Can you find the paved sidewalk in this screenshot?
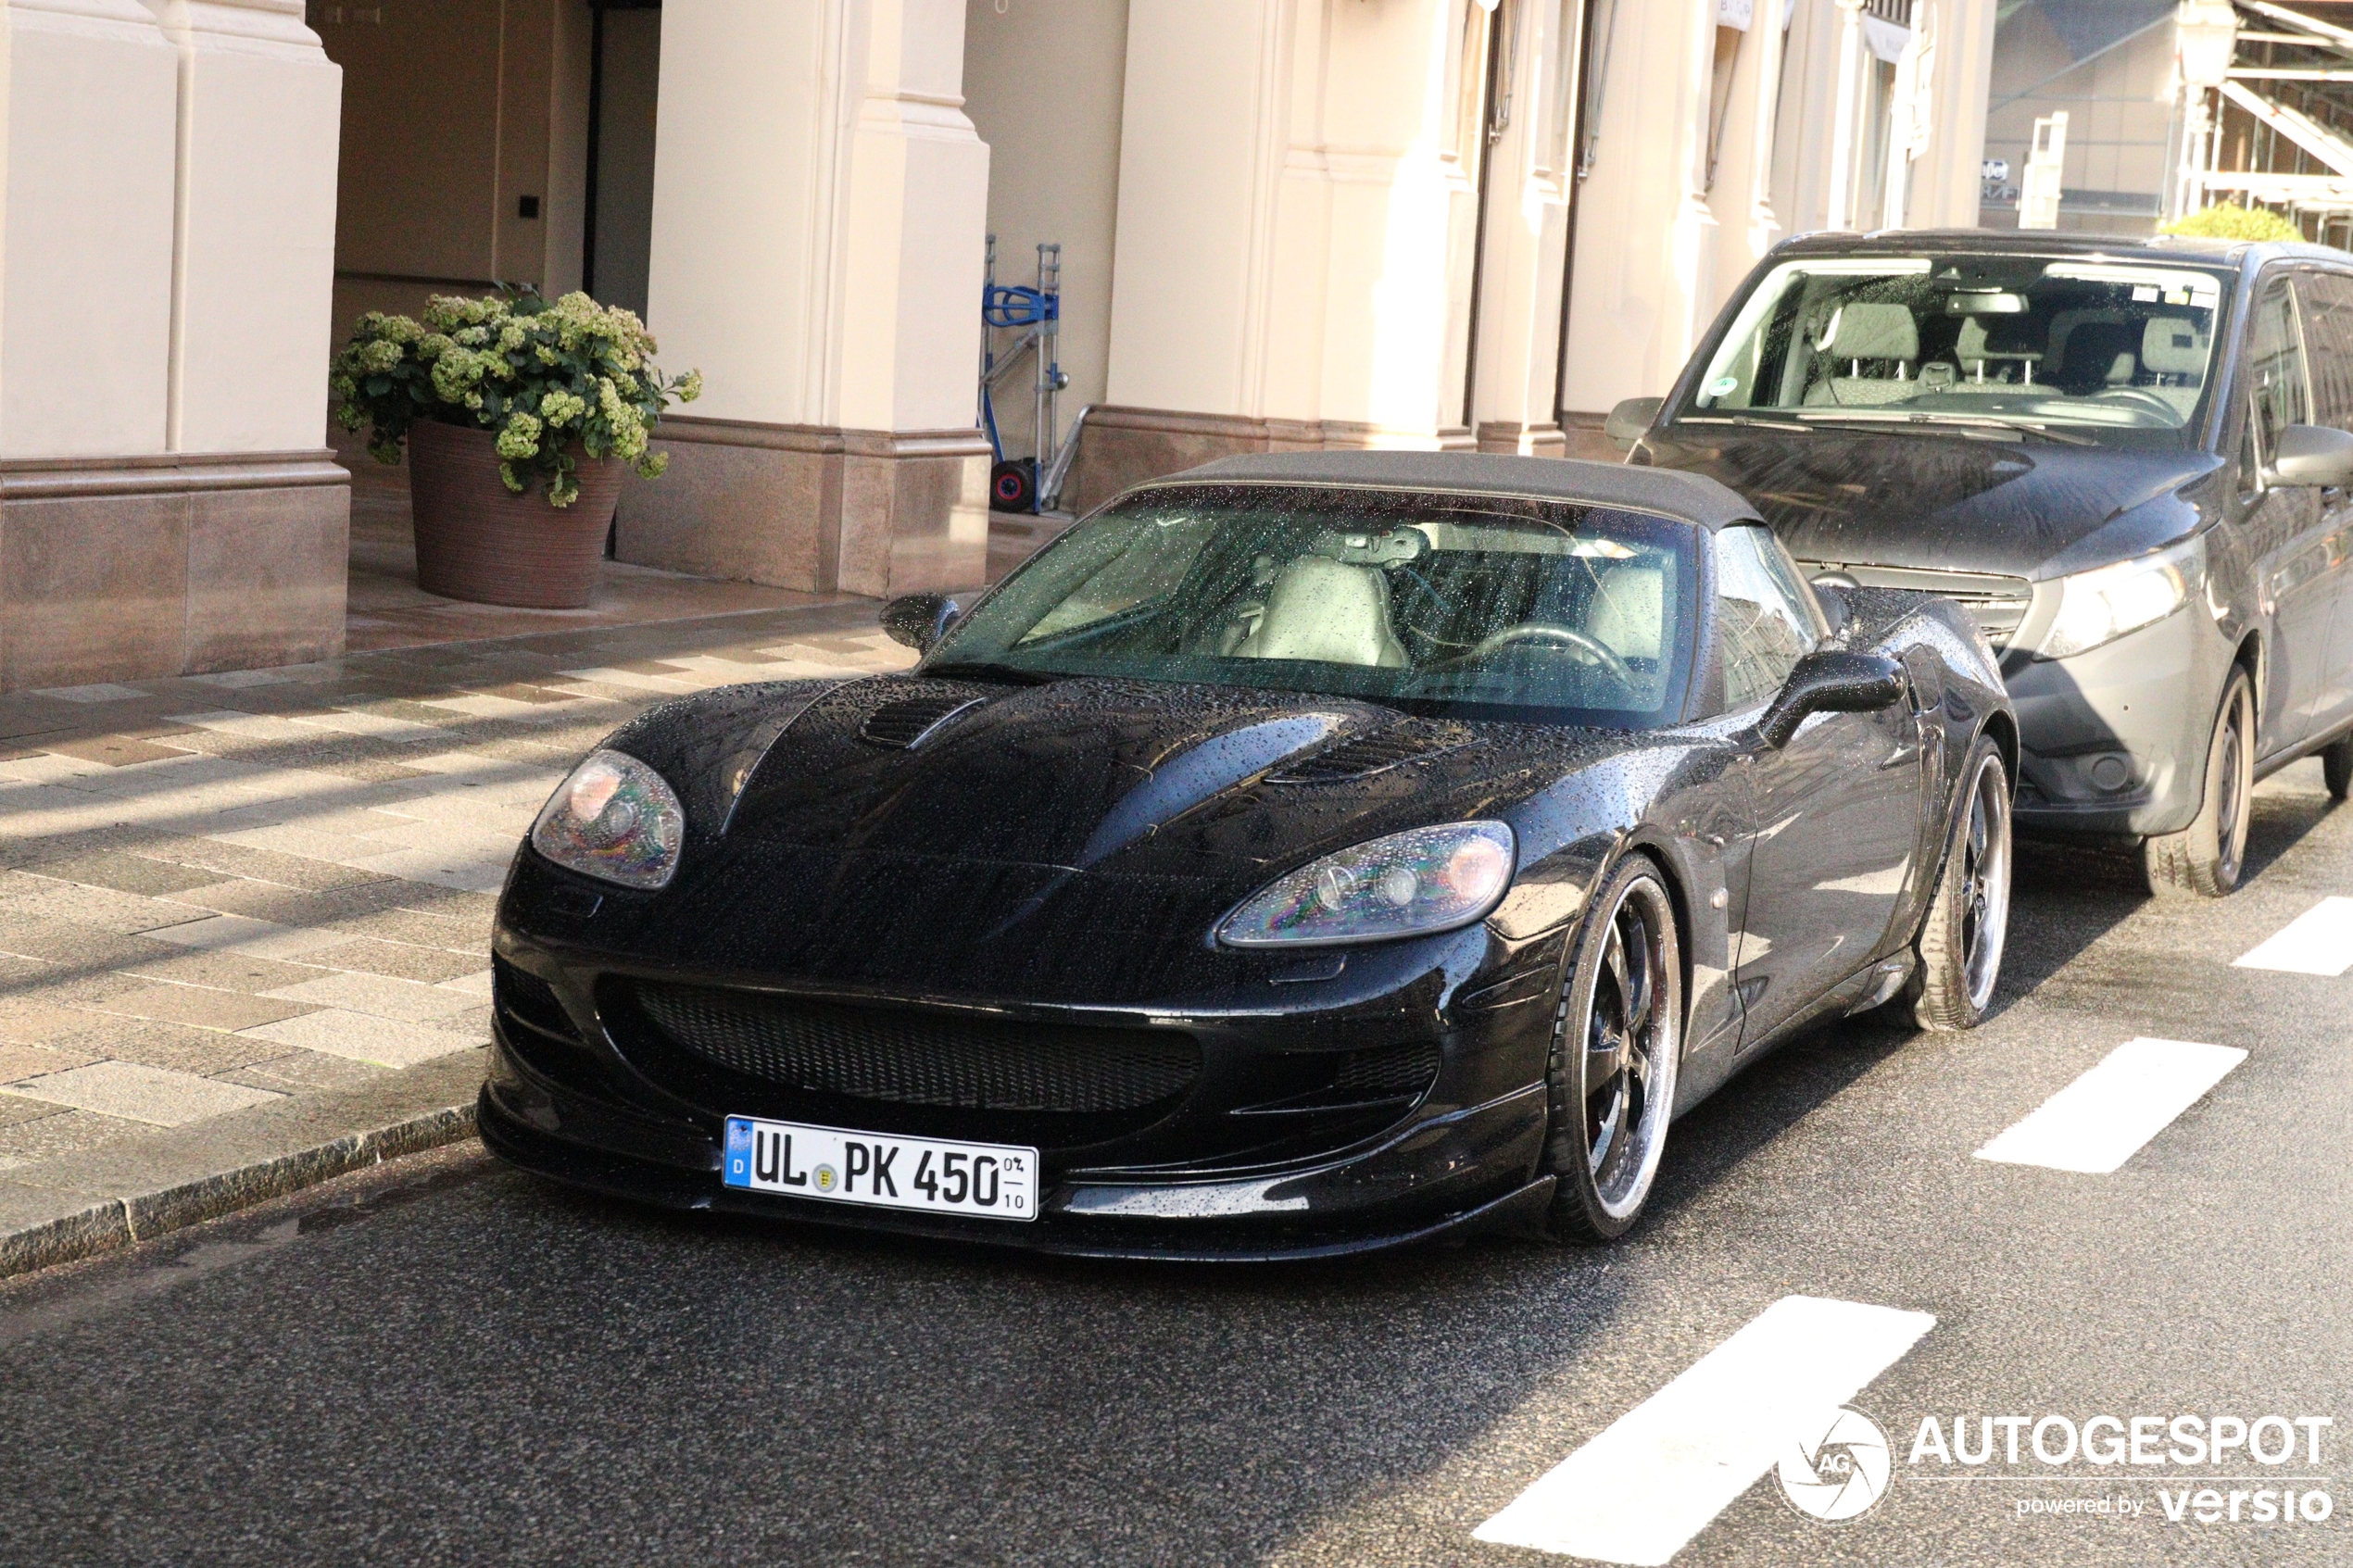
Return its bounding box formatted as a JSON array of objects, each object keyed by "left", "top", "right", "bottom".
[{"left": 0, "top": 602, "right": 913, "bottom": 1273}]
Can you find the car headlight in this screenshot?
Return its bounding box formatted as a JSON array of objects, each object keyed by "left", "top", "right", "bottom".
[
  {"left": 1215, "top": 822, "right": 1516, "bottom": 947},
  {"left": 530, "top": 749, "right": 686, "bottom": 890},
  {"left": 2034, "top": 536, "right": 2203, "bottom": 659}
]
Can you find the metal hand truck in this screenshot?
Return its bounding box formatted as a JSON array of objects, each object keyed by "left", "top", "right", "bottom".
[{"left": 978, "top": 236, "right": 1090, "bottom": 514}]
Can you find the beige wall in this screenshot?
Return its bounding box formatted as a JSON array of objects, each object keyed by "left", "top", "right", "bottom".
[
  {"left": 962, "top": 0, "right": 1128, "bottom": 464},
  {"left": 1, "top": 0, "right": 180, "bottom": 460}
]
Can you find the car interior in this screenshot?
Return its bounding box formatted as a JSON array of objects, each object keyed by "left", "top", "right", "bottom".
[
  {"left": 983, "top": 499, "right": 1693, "bottom": 719},
  {"left": 1696, "top": 257, "right": 2224, "bottom": 433}
]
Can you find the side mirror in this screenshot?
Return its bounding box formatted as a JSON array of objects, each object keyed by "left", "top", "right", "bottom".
[
  {"left": 1756, "top": 649, "right": 1906, "bottom": 748},
  {"left": 1604, "top": 396, "right": 1664, "bottom": 451},
  {"left": 880, "top": 593, "right": 961, "bottom": 651},
  {"left": 2268, "top": 423, "right": 2353, "bottom": 488}
]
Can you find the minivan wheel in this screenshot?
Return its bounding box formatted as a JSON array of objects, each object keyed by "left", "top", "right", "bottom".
[
  {"left": 2144, "top": 669, "right": 2255, "bottom": 898},
  {"left": 2323, "top": 733, "right": 2352, "bottom": 802},
  {"left": 1906, "top": 735, "right": 2012, "bottom": 1032},
  {"left": 1542, "top": 856, "right": 1682, "bottom": 1244}
]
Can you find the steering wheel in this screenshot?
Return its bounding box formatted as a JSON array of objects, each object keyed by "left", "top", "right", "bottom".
[{"left": 1438, "top": 623, "right": 1639, "bottom": 693}]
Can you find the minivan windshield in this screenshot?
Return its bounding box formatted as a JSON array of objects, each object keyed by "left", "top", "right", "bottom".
[
  {"left": 928, "top": 483, "right": 1698, "bottom": 726},
  {"left": 1676, "top": 252, "right": 2233, "bottom": 447}
]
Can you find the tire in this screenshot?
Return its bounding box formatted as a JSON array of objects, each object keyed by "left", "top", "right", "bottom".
[
  {"left": 2144, "top": 669, "right": 2255, "bottom": 897},
  {"left": 1906, "top": 734, "right": 2012, "bottom": 1032},
  {"left": 2323, "top": 733, "right": 2353, "bottom": 802},
  {"left": 989, "top": 458, "right": 1037, "bottom": 514},
  {"left": 1543, "top": 856, "right": 1683, "bottom": 1243}
]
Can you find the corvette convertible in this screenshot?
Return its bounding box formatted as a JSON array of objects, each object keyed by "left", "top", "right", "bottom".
[{"left": 482, "top": 452, "right": 2015, "bottom": 1259}]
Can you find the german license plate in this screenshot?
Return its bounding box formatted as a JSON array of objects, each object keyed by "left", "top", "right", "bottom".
[{"left": 722, "top": 1115, "right": 1038, "bottom": 1222}]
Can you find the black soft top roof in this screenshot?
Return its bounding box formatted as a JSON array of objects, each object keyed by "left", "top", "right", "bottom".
[{"left": 1149, "top": 451, "right": 1763, "bottom": 533}]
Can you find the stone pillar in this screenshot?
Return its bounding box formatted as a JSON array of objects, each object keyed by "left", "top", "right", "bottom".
[
  {"left": 623, "top": 0, "right": 992, "bottom": 599},
  {"left": 1077, "top": 0, "right": 1510, "bottom": 508},
  {"left": 1471, "top": 0, "right": 1581, "bottom": 458},
  {"left": 1556, "top": 0, "right": 1723, "bottom": 424},
  {"left": 0, "top": 0, "right": 346, "bottom": 691},
  {"left": 1824, "top": 0, "right": 1867, "bottom": 231}
]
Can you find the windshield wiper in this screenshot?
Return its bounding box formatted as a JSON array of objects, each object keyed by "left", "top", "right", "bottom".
[
  {"left": 1793, "top": 411, "right": 2098, "bottom": 446},
  {"left": 922, "top": 660, "right": 1059, "bottom": 686},
  {"left": 1676, "top": 413, "right": 1811, "bottom": 433}
]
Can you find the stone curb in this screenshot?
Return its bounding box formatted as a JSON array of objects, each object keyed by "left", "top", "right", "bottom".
[{"left": 0, "top": 1050, "right": 487, "bottom": 1280}]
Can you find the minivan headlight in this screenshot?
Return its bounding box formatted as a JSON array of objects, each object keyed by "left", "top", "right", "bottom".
[
  {"left": 531, "top": 749, "right": 686, "bottom": 889},
  {"left": 1215, "top": 822, "right": 1516, "bottom": 947},
  {"left": 2034, "top": 536, "right": 2204, "bottom": 660}
]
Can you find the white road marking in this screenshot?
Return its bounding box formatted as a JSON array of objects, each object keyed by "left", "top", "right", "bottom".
[
  {"left": 2233, "top": 896, "right": 2353, "bottom": 975},
  {"left": 1974, "top": 1037, "right": 2246, "bottom": 1175},
  {"left": 1471, "top": 1296, "right": 1935, "bottom": 1565}
]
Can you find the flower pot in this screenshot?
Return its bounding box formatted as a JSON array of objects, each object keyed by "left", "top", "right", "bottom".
[{"left": 406, "top": 420, "right": 625, "bottom": 608}]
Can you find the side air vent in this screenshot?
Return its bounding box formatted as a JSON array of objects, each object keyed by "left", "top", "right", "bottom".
[
  {"left": 1268, "top": 727, "right": 1465, "bottom": 783},
  {"left": 494, "top": 957, "right": 583, "bottom": 1045},
  {"left": 859, "top": 695, "right": 984, "bottom": 748}
]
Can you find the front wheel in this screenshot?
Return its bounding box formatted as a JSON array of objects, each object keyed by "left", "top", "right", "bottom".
[
  {"left": 2144, "top": 669, "right": 2254, "bottom": 897},
  {"left": 1906, "top": 734, "right": 2012, "bottom": 1032},
  {"left": 1543, "top": 856, "right": 1683, "bottom": 1243}
]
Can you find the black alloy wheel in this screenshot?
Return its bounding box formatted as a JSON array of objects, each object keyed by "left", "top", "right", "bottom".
[{"left": 1545, "top": 856, "right": 1683, "bottom": 1243}]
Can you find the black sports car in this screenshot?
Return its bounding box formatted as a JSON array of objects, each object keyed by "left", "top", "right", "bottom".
[{"left": 483, "top": 453, "right": 2016, "bottom": 1259}]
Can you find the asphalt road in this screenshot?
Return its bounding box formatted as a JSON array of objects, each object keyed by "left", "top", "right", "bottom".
[{"left": 3, "top": 762, "right": 2349, "bottom": 1568}]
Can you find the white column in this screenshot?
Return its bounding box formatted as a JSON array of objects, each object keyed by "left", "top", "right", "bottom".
[
  {"left": 1748, "top": 0, "right": 1788, "bottom": 257},
  {"left": 1668, "top": 0, "right": 1722, "bottom": 356},
  {"left": 145, "top": 0, "right": 342, "bottom": 455},
  {"left": 635, "top": 0, "right": 991, "bottom": 596},
  {"left": 1824, "top": 0, "right": 1866, "bottom": 231},
  {"left": 1908, "top": 0, "right": 1997, "bottom": 228},
  {"left": 0, "top": 0, "right": 178, "bottom": 459},
  {"left": 1467, "top": 0, "right": 1579, "bottom": 452}
]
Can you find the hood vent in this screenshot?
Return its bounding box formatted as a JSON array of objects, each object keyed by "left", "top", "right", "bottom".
[
  {"left": 1267, "top": 726, "right": 1466, "bottom": 784},
  {"left": 859, "top": 693, "right": 986, "bottom": 748}
]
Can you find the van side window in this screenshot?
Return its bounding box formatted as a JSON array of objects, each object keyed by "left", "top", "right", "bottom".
[
  {"left": 1717, "top": 525, "right": 1821, "bottom": 711},
  {"left": 2248, "top": 279, "right": 2311, "bottom": 470},
  {"left": 2294, "top": 271, "right": 2353, "bottom": 430}
]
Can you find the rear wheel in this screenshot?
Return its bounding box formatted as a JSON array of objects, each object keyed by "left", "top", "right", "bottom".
[
  {"left": 2144, "top": 669, "right": 2254, "bottom": 897},
  {"left": 1906, "top": 734, "right": 2012, "bottom": 1032},
  {"left": 2323, "top": 733, "right": 2352, "bottom": 801},
  {"left": 1543, "top": 857, "right": 1682, "bottom": 1243}
]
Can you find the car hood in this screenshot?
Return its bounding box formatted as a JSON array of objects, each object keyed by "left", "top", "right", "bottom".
[
  {"left": 1642, "top": 428, "right": 2222, "bottom": 580},
  {"left": 718, "top": 675, "right": 1573, "bottom": 878}
]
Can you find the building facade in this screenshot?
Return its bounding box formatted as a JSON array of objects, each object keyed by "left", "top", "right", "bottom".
[{"left": 2, "top": 0, "right": 2010, "bottom": 694}]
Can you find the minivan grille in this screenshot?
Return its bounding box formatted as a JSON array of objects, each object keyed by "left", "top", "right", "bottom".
[
  {"left": 633, "top": 983, "right": 1201, "bottom": 1114},
  {"left": 1802, "top": 560, "right": 2033, "bottom": 649}
]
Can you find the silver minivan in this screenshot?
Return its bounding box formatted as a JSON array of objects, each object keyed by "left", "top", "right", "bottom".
[{"left": 1615, "top": 229, "right": 2353, "bottom": 896}]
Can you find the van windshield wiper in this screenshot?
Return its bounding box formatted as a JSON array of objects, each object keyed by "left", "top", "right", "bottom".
[
  {"left": 1793, "top": 411, "right": 2099, "bottom": 446},
  {"left": 1676, "top": 413, "right": 1811, "bottom": 433}
]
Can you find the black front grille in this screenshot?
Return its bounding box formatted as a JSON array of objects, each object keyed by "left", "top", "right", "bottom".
[
  {"left": 1331, "top": 1040, "right": 1441, "bottom": 1098},
  {"left": 633, "top": 983, "right": 1201, "bottom": 1114},
  {"left": 495, "top": 958, "right": 581, "bottom": 1043}
]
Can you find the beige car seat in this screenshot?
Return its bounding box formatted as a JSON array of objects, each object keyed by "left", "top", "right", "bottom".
[
  {"left": 1805, "top": 302, "right": 1921, "bottom": 406},
  {"left": 1586, "top": 563, "right": 1664, "bottom": 664},
  {"left": 1236, "top": 556, "right": 1407, "bottom": 668}
]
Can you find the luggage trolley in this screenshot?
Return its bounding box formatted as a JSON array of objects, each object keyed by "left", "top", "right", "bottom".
[{"left": 978, "top": 237, "right": 1089, "bottom": 514}]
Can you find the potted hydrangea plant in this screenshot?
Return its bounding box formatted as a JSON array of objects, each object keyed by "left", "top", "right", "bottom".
[{"left": 331, "top": 290, "right": 701, "bottom": 608}]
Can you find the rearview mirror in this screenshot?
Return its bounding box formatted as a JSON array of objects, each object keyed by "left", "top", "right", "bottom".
[
  {"left": 880, "top": 593, "right": 961, "bottom": 651},
  {"left": 1756, "top": 649, "right": 1907, "bottom": 748},
  {"left": 1604, "top": 396, "right": 1664, "bottom": 451},
  {"left": 2268, "top": 423, "right": 2353, "bottom": 488}
]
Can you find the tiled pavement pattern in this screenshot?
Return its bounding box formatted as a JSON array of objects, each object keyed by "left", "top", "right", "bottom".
[{"left": 0, "top": 605, "right": 915, "bottom": 1193}]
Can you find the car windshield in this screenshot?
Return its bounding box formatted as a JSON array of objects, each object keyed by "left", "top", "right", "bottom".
[
  {"left": 1676, "top": 252, "right": 2233, "bottom": 447},
  {"left": 928, "top": 483, "right": 1698, "bottom": 726}
]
